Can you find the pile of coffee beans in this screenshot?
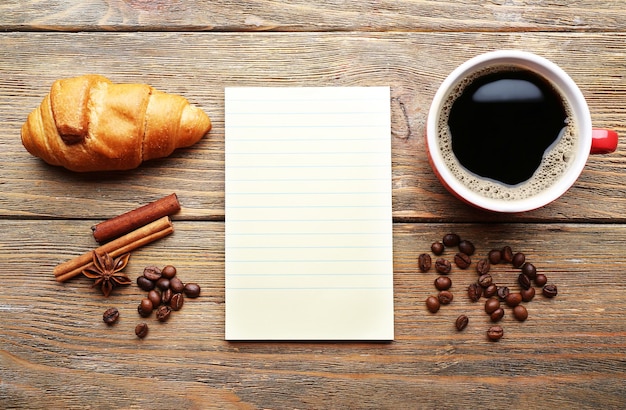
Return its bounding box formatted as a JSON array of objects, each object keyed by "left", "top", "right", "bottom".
[
  {"left": 420, "top": 233, "right": 558, "bottom": 342},
  {"left": 134, "top": 264, "right": 201, "bottom": 338}
]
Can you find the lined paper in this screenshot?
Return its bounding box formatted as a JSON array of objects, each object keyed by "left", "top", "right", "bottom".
[{"left": 224, "top": 87, "right": 393, "bottom": 340}]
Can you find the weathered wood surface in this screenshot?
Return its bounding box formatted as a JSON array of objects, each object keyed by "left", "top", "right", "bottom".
[{"left": 1, "top": 1, "right": 626, "bottom": 409}]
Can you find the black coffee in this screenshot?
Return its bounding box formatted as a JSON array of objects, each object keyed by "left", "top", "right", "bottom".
[{"left": 438, "top": 67, "right": 576, "bottom": 200}]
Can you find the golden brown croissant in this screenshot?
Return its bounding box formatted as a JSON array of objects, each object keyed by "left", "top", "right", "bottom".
[{"left": 21, "top": 75, "right": 211, "bottom": 172}]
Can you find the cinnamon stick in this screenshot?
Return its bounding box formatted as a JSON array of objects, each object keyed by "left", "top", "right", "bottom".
[
  {"left": 54, "top": 216, "right": 174, "bottom": 282},
  {"left": 91, "top": 193, "right": 180, "bottom": 243}
]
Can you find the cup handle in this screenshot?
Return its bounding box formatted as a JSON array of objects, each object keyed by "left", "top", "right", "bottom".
[{"left": 591, "top": 129, "right": 618, "bottom": 154}]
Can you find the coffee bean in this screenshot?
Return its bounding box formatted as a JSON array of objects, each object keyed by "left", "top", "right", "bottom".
[
  {"left": 147, "top": 289, "right": 161, "bottom": 307},
  {"left": 542, "top": 284, "right": 558, "bottom": 298},
  {"left": 161, "top": 265, "right": 177, "bottom": 279},
  {"left": 454, "top": 252, "right": 471, "bottom": 269},
  {"left": 135, "top": 322, "right": 149, "bottom": 338},
  {"left": 426, "top": 296, "right": 440, "bottom": 313},
  {"left": 156, "top": 305, "right": 172, "bottom": 322},
  {"left": 455, "top": 315, "right": 469, "bottom": 331},
  {"left": 443, "top": 233, "right": 460, "bottom": 247},
  {"left": 521, "top": 262, "right": 537, "bottom": 279},
  {"left": 513, "top": 305, "right": 528, "bottom": 321},
  {"left": 435, "top": 258, "right": 452, "bottom": 274},
  {"left": 512, "top": 252, "right": 526, "bottom": 268},
  {"left": 183, "top": 283, "right": 201, "bottom": 298},
  {"left": 501, "top": 246, "right": 513, "bottom": 263},
  {"left": 484, "top": 284, "right": 498, "bottom": 298},
  {"left": 137, "top": 276, "right": 155, "bottom": 291},
  {"left": 497, "top": 286, "right": 510, "bottom": 301},
  {"left": 520, "top": 286, "right": 536, "bottom": 302},
  {"left": 435, "top": 276, "right": 452, "bottom": 291},
  {"left": 458, "top": 240, "right": 475, "bottom": 256},
  {"left": 484, "top": 298, "right": 500, "bottom": 314},
  {"left": 103, "top": 307, "right": 119, "bottom": 325},
  {"left": 170, "top": 277, "right": 184, "bottom": 293},
  {"left": 490, "top": 308, "right": 505, "bottom": 322},
  {"left": 431, "top": 242, "right": 444, "bottom": 255},
  {"left": 142, "top": 266, "right": 162, "bottom": 281},
  {"left": 487, "top": 326, "right": 504, "bottom": 341},
  {"left": 467, "top": 283, "right": 483, "bottom": 302},
  {"left": 535, "top": 274, "right": 548, "bottom": 287},
  {"left": 418, "top": 253, "right": 432, "bottom": 272},
  {"left": 518, "top": 273, "right": 532, "bottom": 290},
  {"left": 438, "top": 290, "right": 454, "bottom": 305},
  {"left": 156, "top": 277, "right": 170, "bottom": 290},
  {"left": 478, "top": 273, "right": 493, "bottom": 288},
  {"left": 476, "top": 258, "right": 491, "bottom": 275},
  {"left": 488, "top": 249, "right": 502, "bottom": 264},
  {"left": 505, "top": 292, "right": 522, "bottom": 307},
  {"left": 161, "top": 288, "right": 173, "bottom": 305},
  {"left": 138, "top": 298, "right": 153, "bottom": 317},
  {"left": 170, "top": 292, "right": 184, "bottom": 311}
]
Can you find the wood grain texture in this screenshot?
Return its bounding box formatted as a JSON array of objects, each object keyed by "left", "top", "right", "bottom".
[
  {"left": 1, "top": 221, "right": 625, "bottom": 408},
  {"left": 0, "top": 32, "right": 624, "bottom": 222},
  {"left": 1, "top": 0, "right": 625, "bottom": 32}
]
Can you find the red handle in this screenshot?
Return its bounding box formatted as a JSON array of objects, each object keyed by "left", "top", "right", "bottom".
[{"left": 591, "top": 129, "right": 618, "bottom": 154}]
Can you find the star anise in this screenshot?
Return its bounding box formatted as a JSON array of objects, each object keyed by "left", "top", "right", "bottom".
[{"left": 82, "top": 251, "right": 132, "bottom": 297}]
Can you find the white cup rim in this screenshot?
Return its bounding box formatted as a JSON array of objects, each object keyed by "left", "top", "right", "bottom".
[{"left": 426, "top": 50, "right": 593, "bottom": 213}]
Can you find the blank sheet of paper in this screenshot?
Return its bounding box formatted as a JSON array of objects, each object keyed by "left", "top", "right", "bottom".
[{"left": 224, "top": 87, "right": 393, "bottom": 340}]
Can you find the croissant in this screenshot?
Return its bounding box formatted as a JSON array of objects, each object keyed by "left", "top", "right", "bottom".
[{"left": 21, "top": 75, "right": 211, "bottom": 172}]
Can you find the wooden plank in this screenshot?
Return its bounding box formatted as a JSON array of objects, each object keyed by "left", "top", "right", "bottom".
[
  {"left": 1, "top": 32, "right": 624, "bottom": 222},
  {"left": 1, "top": 0, "right": 625, "bottom": 32},
  {"left": 1, "top": 220, "right": 624, "bottom": 408}
]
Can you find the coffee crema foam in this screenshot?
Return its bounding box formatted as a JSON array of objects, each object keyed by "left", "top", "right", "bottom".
[{"left": 437, "top": 66, "right": 577, "bottom": 201}]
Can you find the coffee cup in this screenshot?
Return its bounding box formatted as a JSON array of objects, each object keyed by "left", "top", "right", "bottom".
[{"left": 426, "top": 50, "right": 618, "bottom": 213}]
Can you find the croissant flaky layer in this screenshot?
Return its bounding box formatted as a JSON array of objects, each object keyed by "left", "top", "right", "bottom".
[{"left": 21, "top": 75, "right": 212, "bottom": 172}]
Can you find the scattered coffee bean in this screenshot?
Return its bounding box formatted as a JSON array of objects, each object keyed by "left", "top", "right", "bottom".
[
  {"left": 520, "top": 286, "right": 535, "bottom": 302},
  {"left": 147, "top": 289, "right": 161, "bottom": 307},
  {"left": 458, "top": 240, "right": 475, "bottom": 256},
  {"left": 103, "top": 307, "right": 120, "bottom": 325},
  {"left": 512, "top": 252, "right": 526, "bottom": 268},
  {"left": 478, "top": 273, "right": 493, "bottom": 288},
  {"left": 418, "top": 253, "right": 432, "bottom": 272},
  {"left": 156, "top": 305, "right": 172, "bottom": 322},
  {"left": 487, "top": 326, "right": 504, "bottom": 341},
  {"left": 513, "top": 305, "right": 528, "bottom": 321},
  {"left": 501, "top": 246, "right": 513, "bottom": 263},
  {"left": 431, "top": 241, "right": 444, "bottom": 255},
  {"left": 426, "top": 296, "right": 440, "bottom": 313},
  {"left": 435, "top": 276, "right": 452, "bottom": 291},
  {"left": 476, "top": 258, "right": 491, "bottom": 275},
  {"left": 170, "top": 292, "right": 185, "bottom": 311},
  {"left": 505, "top": 292, "right": 522, "bottom": 307},
  {"left": 443, "top": 233, "right": 460, "bottom": 247},
  {"left": 438, "top": 290, "right": 454, "bottom": 305},
  {"left": 161, "top": 288, "right": 173, "bottom": 305},
  {"left": 467, "top": 283, "right": 483, "bottom": 302},
  {"left": 488, "top": 249, "right": 502, "bottom": 264},
  {"left": 142, "top": 266, "right": 162, "bottom": 281},
  {"left": 497, "top": 286, "right": 510, "bottom": 301},
  {"left": 156, "top": 277, "right": 170, "bottom": 290},
  {"left": 135, "top": 322, "right": 149, "bottom": 338},
  {"left": 138, "top": 298, "right": 153, "bottom": 317},
  {"left": 521, "top": 262, "right": 537, "bottom": 279},
  {"left": 137, "top": 276, "right": 155, "bottom": 291},
  {"left": 183, "top": 283, "right": 201, "bottom": 298},
  {"left": 484, "top": 284, "right": 498, "bottom": 298},
  {"left": 518, "top": 273, "right": 532, "bottom": 290},
  {"left": 454, "top": 252, "right": 471, "bottom": 269},
  {"left": 170, "top": 277, "right": 184, "bottom": 293},
  {"left": 535, "top": 274, "right": 548, "bottom": 287},
  {"left": 490, "top": 308, "right": 505, "bottom": 322},
  {"left": 484, "top": 298, "right": 500, "bottom": 314},
  {"left": 542, "top": 284, "right": 558, "bottom": 298},
  {"left": 435, "top": 258, "right": 452, "bottom": 274},
  {"left": 161, "top": 265, "right": 177, "bottom": 279},
  {"left": 455, "top": 315, "right": 469, "bottom": 331}
]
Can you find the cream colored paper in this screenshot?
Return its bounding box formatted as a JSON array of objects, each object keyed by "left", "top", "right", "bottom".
[{"left": 225, "top": 87, "right": 393, "bottom": 340}]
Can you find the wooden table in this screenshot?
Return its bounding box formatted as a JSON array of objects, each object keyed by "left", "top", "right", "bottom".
[{"left": 1, "top": 1, "right": 625, "bottom": 408}]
